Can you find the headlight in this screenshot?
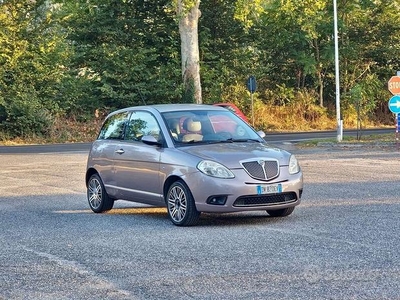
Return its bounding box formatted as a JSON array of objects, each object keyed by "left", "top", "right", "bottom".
[
  {"left": 288, "top": 155, "right": 300, "bottom": 174},
  {"left": 197, "top": 160, "right": 235, "bottom": 179}
]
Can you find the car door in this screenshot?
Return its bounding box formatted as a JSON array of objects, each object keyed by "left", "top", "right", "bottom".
[
  {"left": 113, "top": 110, "right": 164, "bottom": 205},
  {"left": 92, "top": 111, "right": 129, "bottom": 198}
]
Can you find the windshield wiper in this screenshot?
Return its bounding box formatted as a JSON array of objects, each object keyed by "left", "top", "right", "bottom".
[
  {"left": 184, "top": 140, "right": 202, "bottom": 144},
  {"left": 226, "top": 138, "right": 262, "bottom": 143}
]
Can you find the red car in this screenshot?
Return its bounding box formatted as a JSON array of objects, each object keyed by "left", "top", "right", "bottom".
[{"left": 213, "top": 103, "right": 249, "bottom": 123}]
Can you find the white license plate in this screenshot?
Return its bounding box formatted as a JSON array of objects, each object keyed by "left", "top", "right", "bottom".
[{"left": 257, "top": 184, "right": 282, "bottom": 195}]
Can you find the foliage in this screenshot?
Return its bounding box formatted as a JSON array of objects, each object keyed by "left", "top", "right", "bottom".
[
  {"left": 1, "top": 0, "right": 400, "bottom": 142},
  {"left": 0, "top": 0, "right": 69, "bottom": 137},
  {"left": 252, "top": 90, "right": 334, "bottom": 131},
  {"left": 234, "top": 0, "right": 265, "bottom": 28},
  {"left": 0, "top": 85, "right": 54, "bottom": 138},
  {"left": 59, "top": 0, "right": 183, "bottom": 117}
]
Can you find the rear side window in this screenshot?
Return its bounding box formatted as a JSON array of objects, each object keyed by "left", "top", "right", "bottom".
[{"left": 98, "top": 112, "right": 129, "bottom": 140}]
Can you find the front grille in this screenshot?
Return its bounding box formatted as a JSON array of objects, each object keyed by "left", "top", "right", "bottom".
[
  {"left": 241, "top": 159, "right": 279, "bottom": 181},
  {"left": 233, "top": 192, "right": 297, "bottom": 207}
]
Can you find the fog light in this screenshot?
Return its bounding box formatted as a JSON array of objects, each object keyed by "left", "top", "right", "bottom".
[{"left": 206, "top": 195, "right": 227, "bottom": 205}]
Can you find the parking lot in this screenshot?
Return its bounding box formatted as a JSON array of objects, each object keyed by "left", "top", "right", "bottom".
[{"left": 0, "top": 144, "right": 399, "bottom": 299}]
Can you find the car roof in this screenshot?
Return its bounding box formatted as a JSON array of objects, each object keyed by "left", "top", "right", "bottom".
[{"left": 108, "top": 104, "right": 226, "bottom": 116}]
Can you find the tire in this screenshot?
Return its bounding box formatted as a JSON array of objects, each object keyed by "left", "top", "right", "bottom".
[
  {"left": 267, "top": 207, "right": 295, "bottom": 217},
  {"left": 166, "top": 180, "right": 200, "bottom": 226},
  {"left": 87, "top": 174, "right": 114, "bottom": 213}
]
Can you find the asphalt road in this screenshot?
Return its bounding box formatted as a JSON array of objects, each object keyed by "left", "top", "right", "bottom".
[{"left": 0, "top": 143, "right": 399, "bottom": 299}]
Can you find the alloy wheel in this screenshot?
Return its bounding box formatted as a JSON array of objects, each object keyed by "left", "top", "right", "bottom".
[
  {"left": 88, "top": 177, "right": 102, "bottom": 210},
  {"left": 168, "top": 185, "right": 187, "bottom": 222}
]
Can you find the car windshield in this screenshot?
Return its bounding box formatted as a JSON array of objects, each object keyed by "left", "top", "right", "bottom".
[{"left": 162, "top": 110, "right": 263, "bottom": 145}]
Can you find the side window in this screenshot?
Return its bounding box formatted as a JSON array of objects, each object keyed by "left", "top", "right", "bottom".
[
  {"left": 125, "top": 111, "right": 161, "bottom": 141},
  {"left": 98, "top": 112, "right": 129, "bottom": 140}
]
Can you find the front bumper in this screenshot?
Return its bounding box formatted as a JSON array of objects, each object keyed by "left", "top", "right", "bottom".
[{"left": 182, "top": 168, "right": 303, "bottom": 213}]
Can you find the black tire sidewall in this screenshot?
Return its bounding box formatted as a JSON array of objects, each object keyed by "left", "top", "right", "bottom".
[
  {"left": 267, "top": 207, "right": 295, "bottom": 217},
  {"left": 87, "top": 174, "right": 113, "bottom": 213},
  {"left": 166, "top": 180, "right": 200, "bottom": 226}
]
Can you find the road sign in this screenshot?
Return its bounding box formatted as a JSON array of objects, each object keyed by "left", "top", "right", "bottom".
[
  {"left": 247, "top": 75, "right": 256, "bottom": 94},
  {"left": 388, "top": 76, "right": 400, "bottom": 95},
  {"left": 388, "top": 95, "right": 400, "bottom": 113},
  {"left": 246, "top": 75, "right": 256, "bottom": 127}
]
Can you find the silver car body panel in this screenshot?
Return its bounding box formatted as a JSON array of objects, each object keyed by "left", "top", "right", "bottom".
[{"left": 86, "top": 104, "right": 303, "bottom": 213}]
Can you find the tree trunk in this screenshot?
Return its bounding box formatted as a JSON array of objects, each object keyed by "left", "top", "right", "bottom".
[
  {"left": 178, "top": 1, "right": 202, "bottom": 104},
  {"left": 318, "top": 71, "right": 324, "bottom": 107}
]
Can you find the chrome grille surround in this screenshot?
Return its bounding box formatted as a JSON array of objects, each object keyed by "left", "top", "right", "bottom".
[{"left": 241, "top": 158, "right": 279, "bottom": 181}]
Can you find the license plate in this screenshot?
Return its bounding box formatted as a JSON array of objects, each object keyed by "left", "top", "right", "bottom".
[{"left": 257, "top": 184, "right": 282, "bottom": 195}]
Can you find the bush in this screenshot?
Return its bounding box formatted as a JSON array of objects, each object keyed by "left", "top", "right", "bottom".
[
  {"left": 243, "top": 88, "right": 331, "bottom": 131},
  {"left": 0, "top": 90, "right": 54, "bottom": 138}
]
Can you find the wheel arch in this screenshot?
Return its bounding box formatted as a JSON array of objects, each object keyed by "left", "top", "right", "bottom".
[
  {"left": 85, "top": 168, "right": 99, "bottom": 187},
  {"left": 164, "top": 175, "right": 200, "bottom": 226},
  {"left": 163, "top": 175, "right": 184, "bottom": 201}
]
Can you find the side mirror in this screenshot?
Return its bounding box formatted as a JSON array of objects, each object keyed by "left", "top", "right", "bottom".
[
  {"left": 257, "top": 131, "right": 266, "bottom": 139},
  {"left": 142, "top": 135, "right": 162, "bottom": 146}
]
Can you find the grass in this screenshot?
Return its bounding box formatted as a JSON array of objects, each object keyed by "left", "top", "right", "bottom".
[{"left": 298, "top": 133, "right": 397, "bottom": 147}]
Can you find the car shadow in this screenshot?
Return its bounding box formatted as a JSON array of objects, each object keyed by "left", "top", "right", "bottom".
[
  {"left": 197, "top": 212, "right": 296, "bottom": 227},
  {"left": 82, "top": 206, "right": 296, "bottom": 227}
]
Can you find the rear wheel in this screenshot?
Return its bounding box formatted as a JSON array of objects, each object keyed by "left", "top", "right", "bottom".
[
  {"left": 87, "top": 174, "right": 114, "bottom": 213},
  {"left": 166, "top": 180, "right": 200, "bottom": 226},
  {"left": 266, "top": 207, "right": 295, "bottom": 217}
]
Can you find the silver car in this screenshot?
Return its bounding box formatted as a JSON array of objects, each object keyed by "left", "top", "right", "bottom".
[{"left": 86, "top": 104, "right": 303, "bottom": 226}]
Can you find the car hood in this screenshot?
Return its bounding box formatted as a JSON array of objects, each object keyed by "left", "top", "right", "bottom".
[{"left": 178, "top": 142, "right": 290, "bottom": 169}]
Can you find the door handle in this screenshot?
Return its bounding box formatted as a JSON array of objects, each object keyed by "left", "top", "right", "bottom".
[{"left": 115, "top": 149, "right": 125, "bottom": 155}]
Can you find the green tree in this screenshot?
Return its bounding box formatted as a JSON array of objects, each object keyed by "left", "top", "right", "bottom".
[
  {"left": 0, "top": 0, "right": 69, "bottom": 137},
  {"left": 199, "top": 0, "right": 262, "bottom": 104},
  {"left": 339, "top": 0, "right": 400, "bottom": 117},
  {"left": 251, "top": 0, "right": 333, "bottom": 107},
  {"left": 59, "top": 0, "right": 182, "bottom": 117}
]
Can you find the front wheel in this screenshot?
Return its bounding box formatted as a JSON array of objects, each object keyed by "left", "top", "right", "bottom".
[
  {"left": 87, "top": 174, "right": 114, "bottom": 213},
  {"left": 266, "top": 207, "right": 295, "bottom": 217},
  {"left": 166, "top": 180, "right": 200, "bottom": 226}
]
